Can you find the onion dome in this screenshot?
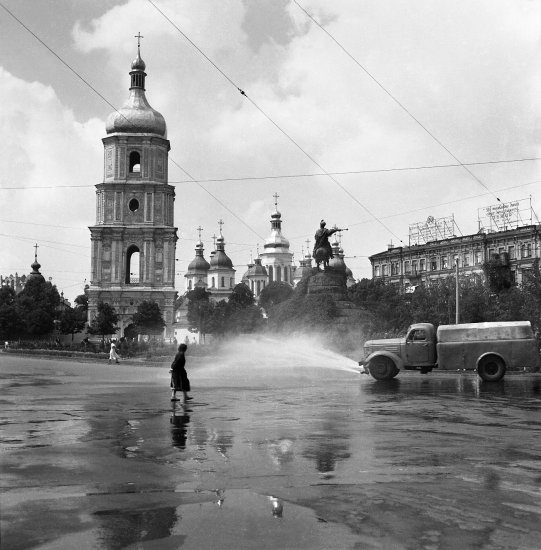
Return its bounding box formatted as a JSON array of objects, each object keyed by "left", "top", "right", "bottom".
[
  {"left": 187, "top": 241, "right": 210, "bottom": 272},
  {"left": 244, "top": 258, "right": 268, "bottom": 278},
  {"left": 264, "top": 209, "right": 290, "bottom": 251},
  {"left": 105, "top": 47, "right": 167, "bottom": 137},
  {"left": 209, "top": 236, "right": 233, "bottom": 269},
  {"left": 27, "top": 252, "right": 45, "bottom": 282},
  {"left": 329, "top": 239, "right": 346, "bottom": 272}
]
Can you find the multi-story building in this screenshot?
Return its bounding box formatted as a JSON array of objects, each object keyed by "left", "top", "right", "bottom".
[
  {"left": 370, "top": 225, "right": 540, "bottom": 290},
  {"left": 87, "top": 45, "right": 177, "bottom": 337}
]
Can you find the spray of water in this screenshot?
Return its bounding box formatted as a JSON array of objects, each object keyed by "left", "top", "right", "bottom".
[{"left": 192, "top": 334, "right": 362, "bottom": 386}]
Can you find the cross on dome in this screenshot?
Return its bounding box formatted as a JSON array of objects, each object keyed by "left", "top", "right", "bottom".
[
  {"left": 134, "top": 32, "right": 144, "bottom": 50},
  {"left": 34, "top": 242, "right": 39, "bottom": 261},
  {"left": 197, "top": 225, "right": 203, "bottom": 241},
  {"left": 218, "top": 218, "right": 224, "bottom": 236},
  {"left": 273, "top": 192, "right": 279, "bottom": 209}
]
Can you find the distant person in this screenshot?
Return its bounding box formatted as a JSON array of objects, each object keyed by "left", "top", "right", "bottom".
[
  {"left": 4, "top": 341, "right": 9, "bottom": 350},
  {"left": 169, "top": 343, "right": 192, "bottom": 402},
  {"left": 108, "top": 339, "right": 120, "bottom": 364}
]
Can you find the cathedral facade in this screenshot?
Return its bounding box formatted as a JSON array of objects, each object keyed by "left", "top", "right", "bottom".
[{"left": 87, "top": 46, "right": 177, "bottom": 337}]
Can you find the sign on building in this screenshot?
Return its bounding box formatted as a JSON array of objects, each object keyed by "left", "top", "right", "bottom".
[{"left": 477, "top": 198, "right": 533, "bottom": 232}]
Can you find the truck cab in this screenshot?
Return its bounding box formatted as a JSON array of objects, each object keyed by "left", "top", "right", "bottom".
[{"left": 361, "top": 323, "right": 437, "bottom": 380}]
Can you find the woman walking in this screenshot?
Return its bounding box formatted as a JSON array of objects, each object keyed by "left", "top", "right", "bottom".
[
  {"left": 108, "top": 340, "right": 120, "bottom": 364},
  {"left": 170, "top": 343, "right": 192, "bottom": 402}
]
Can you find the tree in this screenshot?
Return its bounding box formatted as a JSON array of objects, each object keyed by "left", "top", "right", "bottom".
[
  {"left": 483, "top": 255, "right": 513, "bottom": 294},
  {"left": 16, "top": 277, "right": 60, "bottom": 336},
  {"left": 348, "top": 278, "right": 410, "bottom": 334},
  {"left": 222, "top": 284, "right": 264, "bottom": 334},
  {"left": 59, "top": 306, "right": 87, "bottom": 342},
  {"left": 259, "top": 281, "right": 294, "bottom": 310},
  {"left": 186, "top": 287, "right": 213, "bottom": 340},
  {"left": 132, "top": 301, "right": 166, "bottom": 336},
  {"left": 0, "top": 304, "right": 25, "bottom": 342},
  {"left": 74, "top": 293, "right": 89, "bottom": 310},
  {"left": 519, "top": 258, "right": 541, "bottom": 337},
  {"left": 87, "top": 301, "right": 119, "bottom": 345}
]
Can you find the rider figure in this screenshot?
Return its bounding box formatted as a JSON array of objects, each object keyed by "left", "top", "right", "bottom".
[{"left": 312, "top": 220, "right": 343, "bottom": 269}]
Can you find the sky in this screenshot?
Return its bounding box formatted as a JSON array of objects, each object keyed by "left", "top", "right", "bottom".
[{"left": 2, "top": 0, "right": 541, "bottom": 303}]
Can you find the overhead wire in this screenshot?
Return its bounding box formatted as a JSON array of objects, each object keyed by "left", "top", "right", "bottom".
[
  {"left": 293, "top": 0, "right": 502, "bottom": 203},
  {"left": 2, "top": 178, "right": 540, "bottom": 246},
  {"left": 146, "top": 0, "right": 405, "bottom": 244},
  {"left": 0, "top": 1, "right": 264, "bottom": 241},
  {"left": 2, "top": 155, "right": 541, "bottom": 190}
]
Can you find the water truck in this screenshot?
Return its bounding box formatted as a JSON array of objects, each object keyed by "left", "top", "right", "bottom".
[{"left": 359, "top": 321, "right": 541, "bottom": 382}]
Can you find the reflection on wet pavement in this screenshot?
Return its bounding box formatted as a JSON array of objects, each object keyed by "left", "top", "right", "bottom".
[{"left": 1, "top": 355, "right": 540, "bottom": 549}]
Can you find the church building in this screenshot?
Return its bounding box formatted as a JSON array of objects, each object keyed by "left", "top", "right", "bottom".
[{"left": 87, "top": 42, "right": 177, "bottom": 337}]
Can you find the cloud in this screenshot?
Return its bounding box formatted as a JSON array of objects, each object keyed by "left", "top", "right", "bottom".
[
  {"left": 0, "top": 67, "right": 102, "bottom": 296},
  {"left": 4, "top": 0, "right": 541, "bottom": 300}
]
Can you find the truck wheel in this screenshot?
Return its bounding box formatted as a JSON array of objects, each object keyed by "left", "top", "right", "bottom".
[
  {"left": 368, "top": 356, "right": 397, "bottom": 380},
  {"left": 477, "top": 356, "right": 506, "bottom": 382}
]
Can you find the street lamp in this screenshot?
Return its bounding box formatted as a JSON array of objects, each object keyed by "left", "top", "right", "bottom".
[{"left": 454, "top": 256, "right": 460, "bottom": 324}]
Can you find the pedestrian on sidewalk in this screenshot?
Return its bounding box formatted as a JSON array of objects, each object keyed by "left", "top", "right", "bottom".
[
  {"left": 170, "top": 343, "right": 191, "bottom": 402},
  {"left": 108, "top": 339, "right": 120, "bottom": 364}
]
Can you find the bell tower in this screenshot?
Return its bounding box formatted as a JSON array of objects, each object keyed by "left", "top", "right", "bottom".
[{"left": 87, "top": 37, "right": 178, "bottom": 337}]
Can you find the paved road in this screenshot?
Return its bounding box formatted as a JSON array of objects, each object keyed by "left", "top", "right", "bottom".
[{"left": 1, "top": 349, "right": 541, "bottom": 550}]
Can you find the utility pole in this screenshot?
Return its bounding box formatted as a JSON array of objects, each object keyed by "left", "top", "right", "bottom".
[{"left": 455, "top": 257, "right": 460, "bottom": 324}]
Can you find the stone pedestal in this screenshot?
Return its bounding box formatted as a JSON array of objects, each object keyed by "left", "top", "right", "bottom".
[{"left": 307, "top": 269, "right": 348, "bottom": 300}]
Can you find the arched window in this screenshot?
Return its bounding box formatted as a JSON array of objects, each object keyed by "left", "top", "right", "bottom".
[
  {"left": 211, "top": 277, "right": 215, "bottom": 288},
  {"left": 257, "top": 280, "right": 261, "bottom": 295},
  {"left": 188, "top": 280, "right": 192, "bottom": 289},
  {"left": 126, "top": 245, "right": 140, "bottom": 284},
  {"left": 221, "top": 276, "right": 225, "bottom": 288},
  {"left": 129, "top": 151, "right": 141, "bottom": 173},
  {"left": 276, "top": 265, "right": 282, "bottom": 283},
  {"left": 268, "top": 266, "right": 273, "bottom": 282}
]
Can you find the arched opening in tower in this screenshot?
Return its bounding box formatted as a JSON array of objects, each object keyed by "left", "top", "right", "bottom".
[
  {"left": 129, "top": 151, "right": 141, "bottom": 173},
  {"left": 126, "top": 245, "right": 140, "bottom": 284}
]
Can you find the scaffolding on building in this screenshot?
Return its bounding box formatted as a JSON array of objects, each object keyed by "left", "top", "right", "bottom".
[{"left": 409, "top": 215, "right": 461, "bottom": 246}]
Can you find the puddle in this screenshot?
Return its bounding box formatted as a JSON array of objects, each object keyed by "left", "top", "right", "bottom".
[{"left": 90, "top": 489, "right": 359, "bottom": 550}]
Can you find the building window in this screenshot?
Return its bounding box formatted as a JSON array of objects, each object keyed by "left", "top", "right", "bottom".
[
  {"left": 374, "top": 265, "right": 380, "bottom": 277},
  {"left": 391, "top": 262, "right": 399, "bottom": 275},
  {"left": 211, "top": 277, "right": 215, "bottom": 288},
  {"left": 268, "top": 266, "right": 273, "bottom": 282},
  {"left": 475, "top": 251, "right": 482, "bottom": 265},
  {"left": 441, "top": 256, "right": 448, "bottom": 269},
  {"left": 188, "top": 280, "right": 192, "bottom": 289},
  {"left": 230, "top": 277, "right": 234, "bottom": 288},
  {"left": 276, "top": 265, "right": 282, "bottom": 283},
  {"left": 128, "top": 198, "right": 139, "bottom": 212},
  {"left": 221, "top": 276, "right": 225, "bottom": 288},
  {"left": 404, "top": 261, "right": 411, "bottom": 274},
  {"left": 420, "top": 259, "right": 426, "bottom": 272},
  {"left": 463, "top": 253, "right": 470, "bottom": 267},
  {"left": 522, "top": 243, "right": 532, "bottom": 258},
  {"left": 412, "top": 260, "right": 417, "bottom": 274},
  {"left": 508, "top": 245, "right": 515, "bottom": 260},
  {"left": 125, "top": 245, "right": 140, "bottom": 284},
  {"left": 129, "top": 151, "right": 141, "bottom": 173},
  {"left": 382, "top": 264, "right": 388, "bottom": 277}
]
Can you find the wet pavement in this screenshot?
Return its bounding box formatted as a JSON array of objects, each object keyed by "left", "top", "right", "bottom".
[{"left": 1, "top": 344, "right": 541, "bottom": 550}]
